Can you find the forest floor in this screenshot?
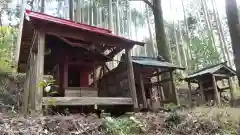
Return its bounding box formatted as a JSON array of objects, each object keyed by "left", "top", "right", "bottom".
[{"left": 0, "top": 106, "right": 239, "bottom": 135}]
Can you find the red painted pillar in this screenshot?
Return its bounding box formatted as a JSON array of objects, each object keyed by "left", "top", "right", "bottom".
[{"left": 80, "top": 70, "right": 89, "bottom": 87}]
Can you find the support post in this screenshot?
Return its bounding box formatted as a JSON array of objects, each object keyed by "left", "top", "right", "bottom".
[
  {"left": 63, "top": 56, "right": 68, "bottom": 91},
  {"left": 23, "top": 70, "right": 30, "bottom": 115},
  {"left": 212, "top": 75, "right": 221, "bottom": 106},
  {"left": 169, "top": 71, "right": 180, "bottom": 105},
  {"left": 188, "top": 81, "right": 192, "bottom": 106},
  {"left": 102, "top": 64, "right": 107, "bottom": 92},
  {"left": 93, "top": 64, "right": 98, "bottom": 89},
  {"left": 29, "top": 53, "right": 36, "bottom": 111},
  {"left": 157, "top": 69, "right": 165, "bottom": 101},
  {"left": 139, "top": 72, "right": 147, "bottom": 108},
  {"left": 228, "top": 77, "right": 235, "bottom": 106},
  {"left": 199, "top": 80, "right": 205, "bottom": 104},
  {"left": 35, "top": 31, "right": 45, "bottom": 113},
  {"left": 125, "top": 48, "right": 139, "bottom": 111}
]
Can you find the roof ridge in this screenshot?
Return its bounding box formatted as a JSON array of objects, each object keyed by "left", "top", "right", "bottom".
[
  {"left": 25, "top": 9, "right": 112, "bottom": 33},
  {"left": 189, "top": 62, "right": 227, "bottom": 75}
]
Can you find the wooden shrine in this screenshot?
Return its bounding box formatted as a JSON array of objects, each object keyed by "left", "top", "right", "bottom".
[
  {"left": 98, "top": 55, "right": 185, "bottom": 110},
  {"left": 17, "top": 10, "right": 145, "bottom": 114},
  {"left": 185, "top": 62, "right": 236, "bottom": 106}
]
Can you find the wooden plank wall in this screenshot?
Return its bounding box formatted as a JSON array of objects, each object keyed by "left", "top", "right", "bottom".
[
  {"left": 98, "top": 70, "right": 131, "bottom": 97},
  {"left": 23, "top": 31, "right": 45, "bottom": 115}
]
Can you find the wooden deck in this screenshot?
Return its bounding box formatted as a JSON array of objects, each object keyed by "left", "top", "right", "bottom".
[{"left": 42, "top": 97, "right": 133, "bottom": 106}]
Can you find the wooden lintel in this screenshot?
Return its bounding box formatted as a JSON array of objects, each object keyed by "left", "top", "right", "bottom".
[
  {"left": 151, "top": 79, "right": 171, "bottom": 86},
  {"left": 213, "top": 74, "right": 229, "bottom": 78},
  {"left": 67, "top": 61, "right": 94, "bottom": 66},
  {"left": 152, "top": 70, "right": 169, "bottom": 77},
  {"left": 42, "top": 97, "right": 133, "bottom": 106}
]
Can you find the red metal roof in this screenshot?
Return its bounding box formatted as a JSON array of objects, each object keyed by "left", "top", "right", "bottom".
[{"left": 25, "top": 10, "right": 145, "bottom": 46}]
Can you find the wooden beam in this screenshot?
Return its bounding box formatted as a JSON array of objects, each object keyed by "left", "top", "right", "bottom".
[
  {"left": 139, "top": 72, "right": 147, "bottom": 108},
  {"left": 228, "top": 77, "right": 235, "bottom": 106},
  {"left": 35, "top": 31, "right": 45, "bottom": 112},
  {"left": 42, "top": 97, "right": 133, "bottom": 106},
  {"left": 199, "top": 80, "right": 205, "bottom": 104},
  {"left": 125, "top": 48, "right": 139, "bottom": 110},
  {"left": 219, "top": 87, "right": 231, "bottom": 92},
  {"left": 152, "top": 69, "right": 170, "bottom": 77},
  {"left": 213, "top": 74, "right": 229, "bottom": 77},
  {"left": 151, "top": 79, "right": 171, "bottom": 86},
  {"left": 212, "top": 75, "right": 221, "bottom": 106},
  {"left": 54, "top": 35, "right": 106, "bottom": 53},
  {"left": 104, "top": 63, "right": 110, "bottom": 72}
]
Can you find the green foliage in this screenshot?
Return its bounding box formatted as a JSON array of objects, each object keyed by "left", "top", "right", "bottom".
[
  {"left": 0, "top": 26, "right": 18, "bottom": 72},
  {"left": 164, "top": 103, "right": 179, "bottom": 111},
  {"left": 165, "top": 111, "right": 182, "bottom": 128},
  {"left": 104, "top": 116, "right": 145, "bottom": 135},
  {"left": 37, "top": 78, "right": 58, "bottom": 106}
]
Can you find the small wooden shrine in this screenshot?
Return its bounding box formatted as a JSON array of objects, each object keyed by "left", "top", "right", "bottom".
[
  {"left": 17, "top": 10, "right": 145, "bottom": 114},
  {"left": 185, "top": 62, "right": 236, "bottom": 106},
  {"left": 98, "top": 55, "right": 185, "bottom": 110}
]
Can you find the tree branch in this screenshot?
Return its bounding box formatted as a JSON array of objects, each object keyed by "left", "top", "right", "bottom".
[
  {"left": 130, "top": 0, "right": 154, "bottom": 10},
  {"left": 142, "top": 0, "right": 154, "bottom": 10}
]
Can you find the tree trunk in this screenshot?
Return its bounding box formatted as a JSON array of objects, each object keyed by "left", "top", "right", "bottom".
[
  {"left": 145, "top": 4, "right": 154, "bottom": 57},
  {"left": 152, "top": 0, "right": 175, "bottom": 103},
  {"left": 225, "top": 0, "right": 240, "bottom": 85},
  {"left": 169, "top": 0, "right": 182, "bottom": 67},
  {"left": 211, "top": 0, "right": 227, "bottom": 62},
  {"left": 40, "top": 0, "right": 45, "bottom": 13},
  {"left": 57, "top": 0, "right": 61, "bottom": 17},
  {"left": 200, "top": 0, "right": 217, "bottom": 58},
  {"left": 181, "top": 0, "right": 192, "bottom": 71},
  {"left": 152, "top": 0, "right": 170, "bottom": 61},
  {"left": 212, "top": 0, "right": 232, "bottom": 67},
  {"left": 90, "top": 0, "right": 93, "bottom": 26},
  {"left": 108, "top": 0, "right": 113, "bottom": 30},
  {"left": 75, "top": 0, "right": 81, "bottom": 22},
  {"left": 178, "top": 20, "right": 188, "bottom": 68},
  {"left": 116, "top": 0, "right": 120, "bottom": 35},
  {"left": 128, "top": 3, "right": 132, "bottom": 38},
  {"left": 69, "top": 0, "right": 73, "bottom": 20}
]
